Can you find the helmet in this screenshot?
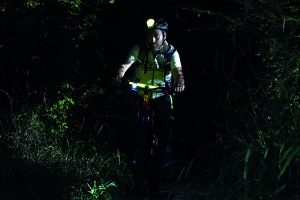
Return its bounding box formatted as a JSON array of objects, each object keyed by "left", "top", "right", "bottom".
[{"left": 146, "top": 18, "right": 168, "bottom": 31}]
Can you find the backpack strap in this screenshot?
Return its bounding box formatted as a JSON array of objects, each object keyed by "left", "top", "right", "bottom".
[
  {"left": 137, "top": 42, "right": 150, "bottom": 73},
  {"left": 162, "top": 44, "right": 176, "bottom": 68},
  {"left": 135, "top": 43, "right": 177, "bottom": 87}
]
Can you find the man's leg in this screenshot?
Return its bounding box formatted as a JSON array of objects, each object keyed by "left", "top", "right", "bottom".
[{"left": 150, "top": 94, "right": 173, "bottom": 193}]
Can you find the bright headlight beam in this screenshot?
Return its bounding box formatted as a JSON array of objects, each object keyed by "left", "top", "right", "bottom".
[{"left": 146, "top": 18, "right": 155, "bottom": 29}]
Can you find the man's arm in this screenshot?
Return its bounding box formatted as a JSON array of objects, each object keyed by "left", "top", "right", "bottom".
[
  {"left": 172, "top": 67, "right": 185, "bottom": 92},
  {"left": 116, "top": 60, "right": 134, "bottom": 79},
  {"left": 171, "top": 50, "right": 185, "bottom": 92},
  {"left": 115, "top": 45, "right": 139, "bottom": 79}
]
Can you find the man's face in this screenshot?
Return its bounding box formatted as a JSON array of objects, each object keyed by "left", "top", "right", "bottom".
[{"left": 147, "top": 29, "right": 166, "bottom": 52}]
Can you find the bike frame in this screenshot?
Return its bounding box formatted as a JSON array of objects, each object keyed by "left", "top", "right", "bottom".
[
  {"left": 129, "top": 81, "right": 160, "bottom": 158},
  {"left": 128, "top": 81, "right": 174, "bottom": 194}
]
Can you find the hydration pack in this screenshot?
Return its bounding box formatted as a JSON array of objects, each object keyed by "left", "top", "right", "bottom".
[{"left": 137, "top": 42, "right": 176, "bottom": 73}]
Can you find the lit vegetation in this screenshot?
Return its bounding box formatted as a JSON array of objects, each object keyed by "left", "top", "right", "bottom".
[{"left": 0, "top": 0, "right": 299, "bottom": 199}]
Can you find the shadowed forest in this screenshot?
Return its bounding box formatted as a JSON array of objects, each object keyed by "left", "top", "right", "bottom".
[{"left": 0, "top": 0, "right": 299, "bottom": 199}]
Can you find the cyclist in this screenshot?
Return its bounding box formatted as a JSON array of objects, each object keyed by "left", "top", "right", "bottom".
[
  {"left": 114, "top": 18, "right": 185, "bottom": 196},
  {"left": 115, "top": 18, "right": 185, "bottom": 93}
]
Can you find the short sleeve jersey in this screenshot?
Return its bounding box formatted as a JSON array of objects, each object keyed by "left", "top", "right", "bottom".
[{"left": 126, "top": 41, "right": 182, "bottom": 92}]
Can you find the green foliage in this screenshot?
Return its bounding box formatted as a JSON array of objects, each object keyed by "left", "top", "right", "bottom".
[
  {"left": 70, "top": 180, "right": 117, "bottom": 200},
  {"left": 1, "top": 81, "right": 130, "bottom": 199},
  {"left": 205, "top": 1, "right": 300, "bottom": 199},
  {"left": 87, "top": 181, "right": 117, "bottom": 200},
  {"left": 1, "top": 0, "right": 299, "bottom": 199},
  {"left": 25, "top": 0, "right": 82, "bottom": 13},
  {"left": 79, "top": 14, "right": 97, "bottom": 41},
  {"left": 46, "top": 83, "right": 75, "bottom": 144},
  {"left": 277, "top": 144, "right": 299, "bottom": 181},
  {"left": 25, "top": 0, "right": 42, "bottom": 9},
  {"left": 11, "top": 107, "right": 46, "bottom": 159},
  {"left": 57, "top": 0, "right": 81, "bottom": 14}
]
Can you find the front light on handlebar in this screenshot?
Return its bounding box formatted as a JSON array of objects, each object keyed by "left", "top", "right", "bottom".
[{"left": 131, "top": 83, "right": 138, "bottom": 90}]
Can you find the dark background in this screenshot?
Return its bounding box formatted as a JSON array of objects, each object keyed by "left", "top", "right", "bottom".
[
  {"left": 0, "top": 0, "right": 259, "bottom": 167},
  {"left": 1, "top": 0, "right": 299, "bottom": 199},
  {"left": 100, "top": 0, "right": 258, "bottom": 159}
]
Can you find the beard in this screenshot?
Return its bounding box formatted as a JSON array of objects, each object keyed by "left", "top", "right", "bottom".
[{"left": 151, "top": 42, "right": 163, "bottom": 52}]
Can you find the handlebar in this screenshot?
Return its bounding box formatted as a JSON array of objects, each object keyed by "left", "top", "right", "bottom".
[
  {"left": 129, "top": 82, "right": 160, "bottom": 90},
  {"left": 128, "top": 81, "right": 173, "bottom": 94}
]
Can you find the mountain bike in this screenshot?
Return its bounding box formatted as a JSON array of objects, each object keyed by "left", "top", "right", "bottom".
[{"left": 128, "top": 81, "right": 174, "bottom": 196}]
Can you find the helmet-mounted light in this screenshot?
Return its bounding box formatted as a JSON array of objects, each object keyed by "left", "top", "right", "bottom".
[{"left": 146, "top": 18, "right": 155, "bottom": 29}]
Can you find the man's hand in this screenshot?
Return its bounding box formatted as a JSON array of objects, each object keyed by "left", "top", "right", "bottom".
[
  {"left": 111, "top": 75, "right": 122, "bottom": 88},
  {"left": 174, "top": 83, "right": 185, "bottom": 92},
  {"left": 172, "top": 67, "right": 185, "bottom": 92}
]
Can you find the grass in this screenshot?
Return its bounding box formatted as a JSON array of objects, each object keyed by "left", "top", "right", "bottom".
[{"left": 0, "top": 84, "right": 131, "bottom": 200}]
